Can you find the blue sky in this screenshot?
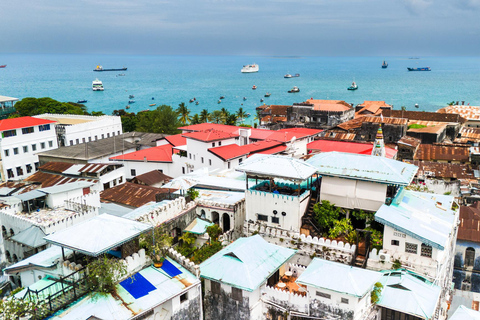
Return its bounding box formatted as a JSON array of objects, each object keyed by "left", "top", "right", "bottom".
[{"left": 1, "top": 0, "right": 479, "bottom": 55}]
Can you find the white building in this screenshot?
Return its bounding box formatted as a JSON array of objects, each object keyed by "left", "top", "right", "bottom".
[
  {"left": 0, "top": 116, "right": 58, "bottom": 181},
  {"left": 34, "top": 113, "right": 122, "bottom": 147}
]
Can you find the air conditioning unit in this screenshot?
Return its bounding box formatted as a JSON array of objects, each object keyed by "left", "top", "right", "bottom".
[{"left": 379, "top": 253, "right": 391, "bottom": 262}]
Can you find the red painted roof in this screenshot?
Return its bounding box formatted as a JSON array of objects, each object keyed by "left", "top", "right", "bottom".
[
  {"left": 0, "top": 116, "right": 56, "bottom": 132},
  {"left": 182, "top": 129, "right": 238, "bottom": 142},
  {"left": 110, "top": 144, "right": 173, "bottom": 162},
  {"left": 179, "top": 123, "right": 239, "bottom": 134},
  {"left": 208, "top": 140, "right": 283, "bottom": 161},
  {"left": 307, "top": 140, "right": 397, "bottom": 159},
  {"left": 253, "top": 145, "right": 287, "bottom": 156},
  {"left": 265, "top": 128, "right": 322, "bottom": 142},
  {"left": 165, "top": 134, "right": 187, "bottom": 147}
]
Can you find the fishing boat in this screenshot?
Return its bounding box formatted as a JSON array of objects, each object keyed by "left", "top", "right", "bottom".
[
  {"left": 382, "top": 61, "right": 388, "bottom": 68},
  {"left": 92, "top": 79, "right": 104, "bottom": 91},
  {"left": 189, "top": 98, "right": 195, "bottom": 103},
  {"left": 407, "top": 67, "right": 431, "bottom": 71},
  {"left": 265, "top": 92, "right": 271, "bottom": 97},
  {"left": 220, "top": 96, "right": 225, "bottom": 100},
  {"left": 94, "top": 65, "right": 127, "bottom": 72},
  {"left": 241, "top": 63, "right": 259, "bottom": 73},
  {"left": 0, "top": 65, "right": 6, "bottom": 68},
  {"left": 260, "top": 99, "right": 264, "bottom": 102},
  {"left": 415, "top": 103, "right": 419, "bottom": 108},
  {"left": 129, "top": 94, "right": 135, "bottom": 99},
  {"left": 149, "top": 103, "right": 156, "bottom": 107},
  {"left": 77, "top": 100, "right": 87, "bottom": 104},
  {"left": 288, "top": 86, "right": 300, "bottom": 93},
  {"left": 129, "top": 100, "right": 135, "bottom": 104},
  {"left": 252, "top": 85, "right": 257, "bottom": 90},
  {"left": 195, "top": 101, "right": 199, "bottom": 105},
  {"left": 218, "top": 100, "right": 222, "bottom": 104},
  {"left": 126, "top": 105, "right": 130, "bottom": 109},
  {"left": 284, "top": 74, "right": 292, "bottom": 78},
  {"left": 347, "top": 81, "right": 358, "bottom": 90},
  {"left": 243, "top": 97, "right": 247, "bottom": 101}
]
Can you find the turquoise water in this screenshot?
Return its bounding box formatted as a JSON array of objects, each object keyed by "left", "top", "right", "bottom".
[{"left": 0, "top": 55, "right": 479, "bottom": 123}]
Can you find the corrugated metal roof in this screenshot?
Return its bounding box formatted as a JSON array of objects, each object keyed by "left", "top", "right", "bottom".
[
  {"left": 131, "top": 170, "right": 172, "bottom": 186},
  {"left": 14, "top": 189, "right": 46, "bottom": 201},
  {"left": 10, "top": 225, "right": 47, "bottom": 248},
  {"left": 307, "top": 140, "right": 397, "bottom": 159},
  {"left": 450, "top": 306, "right": 480, "bottom": 320},
  {"left": 100, "top": 182, "right": 177, "bottom": 208},
  {"left": 109, "top": 144, "right": 173, "bottom": 162},
  {"left": 414, "top": 144, "right": 470, "bottom": 162},
  {"left": 40, "top": 181, "right": 93, "bottom": 194},
  {"left": 236, "top": 154, "right": 318, "bottom": 181},
  {"left": 307, "top": 152, "right": 417, "bottom": 185},
  {"left": 208, "top": 140, "right": 283, "bottom": 161},
  {"left": 4, "top": 246, "right": 73, "bottom": 274},
  {"left": 44, "top": 214, "right": 152, "bottom": 256},
  {"left": 408, "top": 160, "right": 475, "bottom": 179},
  {"left": 377, "top": 270, "right": 441, "bottom": 319},
  {"left": 200, "top": 235, "right": 296, "bottom": 291},
  {"left": 375, "top": 189, "right": 457, "bottom": 250},
  {"left": 458, "top": 202, "right": 480, "bottom": 242},
  {"left": 296, "top": 258, "right": 381, "bottom": 297}
]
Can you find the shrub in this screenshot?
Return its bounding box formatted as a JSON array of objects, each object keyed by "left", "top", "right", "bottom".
[
  {"left": 192, "top": 241, "right": 223, "bottom": 263},
  {"left": 207, "top": 224, "right": 223, "bottom": 243},
  {"left": 313, "top": 200, "right": 340, "bottom": 231},
  {"left": 187, "top": 188, "right": 200, "bottom": 201},
  {"left": 329, "top": 218, "right": 353, "bottom": 239},
  {"left": 371, "top": 282, "right": 383, "bottom": 304},
  {"left": 392, "top": 259, "right": 401, "bottom": 270},
  {"left": 87, "top": 256, "right": 128, "bottom": 295}
]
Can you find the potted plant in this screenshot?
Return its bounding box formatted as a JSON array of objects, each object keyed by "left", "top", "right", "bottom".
[{"left": 152, "top": 233, "right": 173, "bottom": 268}]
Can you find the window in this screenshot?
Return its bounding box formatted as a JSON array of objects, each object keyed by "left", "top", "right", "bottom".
[
  {"left": 118, "top": 131, "right": 120, "bottom": 135},
  {"left": 212, "top": 142, "right": 215, "bottom": 147},
  {"left": 26, "top": 164, "right": 32, "bottom": 173},
  {"left": 7, "top": 169, "right": 14, "bottom": 179},
  {"left": 131, "top": 169, "right": 136, "bottom": 176},
  {"left": 466, "top": 247, "right": 475, "bottom": 267},
  {"left": 218, "top": 141, "right": 222, "bottom": 146},
  {"left": 23, "top": 146, "right": 28, "bottom": 153},
  {"left": 391, "top": 240, "right": 400, "bottom": 246},
  {"left": 4, "top": 149, "right": 9, "bottom": 157},
  {"left": 16, "top": 166, "right": 23, "bottom": 176},
  {"left": 112, "top": 132, "right": 115, "bottom": 136},
  {"left": 101, "top": 134, "right": 104, "bottom": 139},
  {"left": 341, "top": 298, "right": 349, "bottom": 304},
  {"left": 257, "top": 214, "right": 268, "bottom": 221},
  {"left": 31, "top": 144, "right": 36, "bottom": 151},
  {"left": 88, "top": 137, "right": 92, "bottom": 142},
  {"left": 82, "top": 138, "right": 86, "bottom": 143},
  {"left": 76, "top": 139, "right": 79, "bottom": 144},
  {"left": 228, "top": 162, "right": 231, "bottom": 169},
  {"left": 201, "top": 157, "right": 204, "bottom": 163},
  {"left": 107, "top": 133, "right": 110, "bottom": 138},
  {"left": 180, "top": 292, "right": 188, "bottom": 303},
  {"left": 39, "top": 124, "right": 50, "bottom": 131},
  {"left": 421, "top": 244, "right": 432, "bottom": 258},
  {"left": 13, "top": 147, "right": 18, "bottom": 155},
  {"left": 22, "top": 127, "right": 34, "bottom": 134},
  {"left": 239, "top": 158, "right": 243, "bottom": 164},
  {"left": 40, "top": 142, "right": 45, "bottom": 149},
  {"left": 95, "top": 135, "right": 98, "bottom": 141},
  {"left": 48, "top": 140, "right": 53, "bottom": 148},
  {"left": 83, "top": 187, "right": 91, "bottom": 195},
  {"left": 2, "top": 130, "right": 16, "bottom": 138},
  {"left": 34, "top": 162, "right": 39, "bottom": 171},
  {"left": 189, "top": 153, "right": 191, "bottom": 159},
  {"left": 232, "top": 287, "right": 243, "bottom": 301},
  {"left": 211, "top": 280, "right": 221, "bottom": 294},
  {"left": 119, "top": 177, "right": 123, "bottom": 183},
  {"left": 405, "top": 242, "right": 418, "bottom": 254},
  {"left": 316, "top": 291, "right": 331, "bottom": 299},
  {"left": 70, "top": 140, "right": 73, "bottom": 145},
  {"left": 209, "top": 159, "right": 212, "bottom": 166},
  {"left": 272, "top": 216, "right": 280, "bottom": 224},
  {"left": 182, "top": 167, "right": 185, "bottom": 174}
]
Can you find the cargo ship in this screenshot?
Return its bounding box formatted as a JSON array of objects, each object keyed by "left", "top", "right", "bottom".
[
  {"left": 407, "top": 67, "right": 431, "bottom": 71},
  {"left": 94, "top": 65, "right": 127, "bottom": 72},
  {"left": 0, "top": 65, "right": 6, "bottom": 68}
]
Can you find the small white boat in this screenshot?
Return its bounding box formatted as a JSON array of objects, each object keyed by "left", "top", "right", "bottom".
[
  {"left": 284, "top": 73, "right": 292, "bottom": 78},
  {"left": 241, "top": 63, "right": 259, "bottom": 73},
  {"left": 252, "top": 85, "right": 257, "bottom": 90},
  {"left": 288, "top": 86, "right": 300, "bottom": 93},
  {"left": 92, "top": 79, "right": 104, "bottom": 91}
]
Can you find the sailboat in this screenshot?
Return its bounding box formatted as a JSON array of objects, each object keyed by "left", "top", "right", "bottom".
[{"left": 382, "top": 60, "right": 388, "bottom": 68}]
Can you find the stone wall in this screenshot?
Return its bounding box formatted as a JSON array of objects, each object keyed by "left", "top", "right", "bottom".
[
  {"left": 204, "top": 289, "right": 251, "bottom": 320},
  {"left": 171, "top": 294, "right": 202, "bottom": 320}
]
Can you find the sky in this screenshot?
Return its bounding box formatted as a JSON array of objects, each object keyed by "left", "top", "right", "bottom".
[{"left": 1, "top": 0, "right": 480, "bottom": 56}]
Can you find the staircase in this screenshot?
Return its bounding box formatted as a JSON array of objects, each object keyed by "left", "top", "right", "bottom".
[{"left": 300, "top": 195, "right": 321, "bottom": 237}]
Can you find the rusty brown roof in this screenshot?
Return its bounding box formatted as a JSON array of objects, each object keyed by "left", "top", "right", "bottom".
[
  {"left": 382, "top": 109, "right": 467, "bottom": 124},
  {"left": 355, "top": 101, "right": 392, "bottom": 117},
  {"left": 363, "top": 116, "right": 408, "bottom": 125},
  {"left": 398, "top": 136, "right": 422, "bottom": 148},
  {"left": 458, "top": 202, "right": 480, "bottom": 242},
  {"left": 131, "top": 170, "right": 172, "bottom": 186},
  {"left": 407, "top": 160, "right": 475, "bottom": 179},
  {"left": 322, "top": 131, "right": 357, "bottom": 140},
  {"left": 24, "top": 171, "right": 96, "bottom": 188},
  {"left": 40, "top": 162, "right": 74, "bottom": 174},
  {"left": 407, "top": 122, "right": 447, "bottom": 134},
  {"left": 336, "top": 116, "right": 366, "bottom": 131},
  {"left": 100, "top": 182, "right": 177, "bottom": 208},
  {"left": 414, "top": 144, "right": 470, "bottom": 162}
]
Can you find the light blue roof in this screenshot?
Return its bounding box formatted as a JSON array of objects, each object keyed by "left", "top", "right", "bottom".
[
  {"left": 51, "top": 258, "right": 200, "bottom": 320},
  {"left": 184, "top": 218, "right": 214, "bottom": 234},
  {"left": 4, "top": 246, "right": 73, "bottom": 274},
  {"left": 44, "top": 214, "right": 152, "bottom": 256},
  {"left": 450, "top": 306, "right": 480, "bottom": 320},
  {"left": 200, "top": 235, "right": 296, "bottom": 291},
  {"left": 306, "top": 152, "right": 418, "bottom": 185},
  {"left": 10, "top": 225, "right": 47, "bottom": 248},
  {"left": 296, "top": 258, "right": 381, "bottom": 298},
  {"left": 375, "top": 189, "right": 457, "bottom": 250},
  {"left": 378, "top": 270, "right": 441, "bottom": 319}
]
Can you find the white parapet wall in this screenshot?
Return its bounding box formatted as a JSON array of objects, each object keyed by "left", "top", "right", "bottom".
[
  {"left": 262, "top": 285, "right": 309, "bottom": 314},
  {"left": 167, "top": 247, "right": 200, "bottom": 278}
]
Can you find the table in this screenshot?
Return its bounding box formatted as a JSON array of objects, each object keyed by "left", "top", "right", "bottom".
[
  {"left": 284, "top": 271, "right": 293, "bottom": 277},
  {"left": 277, "top": 282, "right": 286, "bottom": 288}
]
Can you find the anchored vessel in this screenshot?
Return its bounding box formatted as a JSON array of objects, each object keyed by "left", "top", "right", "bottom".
[
  {"left": 288, "top": 86, "right": 300, "bottom": 93},
  {"left": 92, "top": 79, "right": 104, "bottom": 91},
  {"left": 241, "top": 64, "right": 259, "bottom": 73},
  {"left": 407, "top": 67, "right": 431, "bottom": 71},
  {"left": 347, "top": 81, "right": 358, "bottom": 90},
  {"left": 382, "top": 61, "right": 388, "bottom": 68},
  {"left": 94, "top": 65, "right": 127, "bottom": 72}
]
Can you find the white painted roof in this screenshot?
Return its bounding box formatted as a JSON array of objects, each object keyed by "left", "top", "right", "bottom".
[
  {"left": 0, "top": 95, "right": 19, "bottom": 103},
  {"left": 450, "top": 306, "right": 480, "bottom": 320},
  {"left": 4, "top": 246, "right": 72, "bottom": 273}
]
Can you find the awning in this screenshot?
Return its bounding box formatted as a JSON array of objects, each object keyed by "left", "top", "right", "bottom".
[
  {"left": 10, "top": 225, "right": 47, "bottom": 248},
  {"left": 184, "top": 218, "right": 214, "bottom": 235},
  {"left": 14, "top": 190, "right": 46, "bottom": 201}
]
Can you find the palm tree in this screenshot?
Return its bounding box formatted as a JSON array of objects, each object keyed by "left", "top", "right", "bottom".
[
  {"left": 210, "top": 110, "right": 223, "bottom": 124},
  {"left": 191, "top": 114, "right": 201, "bottom": 125},
  {"left": 236, "top": 107, "right": 247, "bottom": 122},
  {"left": 199, "top": 109, "right": 210, "bottom": 123},
  {"left": 220, "top": 107, "right": 229, "bottom": 120},
  {"left": 176, "top": 102, "right": 191, "bottom": 125}
]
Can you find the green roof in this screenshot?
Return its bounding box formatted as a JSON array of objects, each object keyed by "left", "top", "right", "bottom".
[{"left": 200, "top": 235, "right": 296, "bottom": 291}]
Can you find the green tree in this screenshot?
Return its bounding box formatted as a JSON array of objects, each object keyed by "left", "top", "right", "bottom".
[
  {"left": 187, "top": 188, "right": 200, "bottom": 200},
  {"left": 191, "top": 114, "right": 201, "bottom": 125},
  {"left": 206, "top": 224, "right": 223, "bottom": 243},
  {"left": 328, "top": 218, "right": 354, "bottom": 239},
  {"left": 113, "top": 109, "right": 137, "bottom": 132},
  {"left": 225, "top": 113, "right": 238, "bottom": 126},
  {"left": 236, "top": 107, "right": 247, "bottom": 121},
  {"left": 210, "top": 110, "right": 224, "bottom": 124},
  {"left": 199, "top": 109, "right": 210, "bottom": 123},
  {"left": 371, "top": 282, "right": 383, "bottom": 304},
  {"left": 136, "top": 105, "right": 181, "bottom": 134},
  {"left": 176, "top": 102, "right": 191, "bottom": 125},
  {"left": 14, "top": 97, "right": 87, "bottom": 116},
  {"left": 313, "top": 200, "right": 340, "bottom": 232},
  {"left": 87, "top": 256, "right": 128, "bottom": 295}
]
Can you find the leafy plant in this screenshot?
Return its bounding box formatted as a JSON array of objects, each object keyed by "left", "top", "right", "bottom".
[
  {"left": 191, "top": 241, "right": 223, "bottom": 263},
  {"left": 352, "top": 209, "right": 375, "bottom": 225},
  {"left": 345, "top": 230, "right": 358, "bottom": 244},
  {"left": 87, "top": 256, "right": 128, "bottom": 295},
  {"left": 366, "top": 228, "right": 383, "bottom": 251},
  {"left": 329, "top": 218, "right": 354, "bottom": 239},
  {"left": 177, "top": 232, "right": 197, "bottom": 258},
  {"left": 313, "top": 200, "right": 340, "bottom": 231},
  {"left": 371, "top": 282, "right": 383, "bottom": 304},
  {"left": 0, "top": 296, "right": 50, "bottom": 320},
  {"left": 392, "top": 259, "right": 401, "bottom": 270},
  {"left": 187, "top": 188, "right": 200, "bottom": 201},
  {"left": 206, "top": 224, "right": 223, "bottom": 243}
]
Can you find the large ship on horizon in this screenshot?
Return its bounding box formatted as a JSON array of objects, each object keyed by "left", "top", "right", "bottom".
[
  {"left": 241, "top": 63, "right": 259, "bottom": 73},
  {"left": 407, "top": 67, "right": 431, "bottom": 71},
  {"left": 94, "top": 65, "right": 127, "bottom": 72}
]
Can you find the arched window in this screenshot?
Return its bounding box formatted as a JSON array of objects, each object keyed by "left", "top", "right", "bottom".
[
  {"left": 211, "top": 212, "right": 220, "bottom": 225},
  {"left": 466, "top": 247, "right": 476, "bottom": 267},
  {"left": 12, "top": 254, "right": 18, "bottom": 263},
  {"left": 200, "top": 209, "right": 206, "bottom": 219},
  {"left": 1, "top": 226, "right": 6, "bottom": 237},
  {"left": 222, "top": 213, "right": 231, "bottom": 232},
  {"left": 5, "top": 251, "right": 11, "bottom": 262},
  {"left": 9, "top": 228, "right": 14, "bottom": 237}
]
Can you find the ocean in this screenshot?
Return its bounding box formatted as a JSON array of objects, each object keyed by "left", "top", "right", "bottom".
[{"left": 0, "top": 54, "right": 479, "bottom": 124}]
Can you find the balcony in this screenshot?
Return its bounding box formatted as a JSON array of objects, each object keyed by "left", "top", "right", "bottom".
[{"left": 273, "top": 272, "right": 307, "bottom": 296}]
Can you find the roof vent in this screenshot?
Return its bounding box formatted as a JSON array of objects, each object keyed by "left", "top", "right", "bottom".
[{"left": 224, "top": 252, "right": 242, "bottom": 262}]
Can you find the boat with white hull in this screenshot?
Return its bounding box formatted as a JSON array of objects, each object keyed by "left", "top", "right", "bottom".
[{"left": 241, "top": 64, "right": 259, "bottom": 73}]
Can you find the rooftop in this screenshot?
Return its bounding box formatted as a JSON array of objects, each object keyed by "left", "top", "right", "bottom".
[
  {"left": 164, "top": 133, "right": 187, "bottom": 146},
  {"left": 307, "top": 140, "right": 397, "bottom": 159},
  {"left": 296, "top": 258, "right": 381, "bottom": 298},
  {"left": 237, "top": 154, "right": 318, "bottom": 182},
  {"left": 5, "top": 206, "right": 87, "bottom": 227},
  {"left": 307, "top": 152, "right": 417, "bottom": 185},
  {"left": 44, "top": 214, "right": 152, "bottom": 256},
  {"left": 397, "top": 136, "right": 422, "bottom": 149},
  {"left": 208, "top": 140, "right": 283, "bottom": 161},
  {"left": 109, "top": 144, "right": 173, "bottom": 162},
  {"left": 4, "top": 245, "right": 72, "bottom": 274},
  {"left": 184, "top": 217, "right": 214, "bottom": 234},
  {"left": 407, "top": 121, "right": 448, "bottom": 134},
  {"left": 0, "top": 95, "right": 19, "bottom": 103},
  {"left": 131, "top": 170, "right": 172, "bottom": 186},
  {"left": 10, "top": 225, "right": 47, "bottom": 248},
  {"left": 377, "top": 270, "right": 441, "bottom": 320},
  {"left": 458, "top": 202, "right": 480, "bottom": 242},
  {"left": 450, "top": 305, "right": 480, "bottom": 320},
  {"left": 384, "top": 109, "right": 467, "bottom": 124},
  {"left": 296, "top": 99, "right": 353, "bottom": 112},
  {"left": 375, "top": 189, "right": 457, "bottom": 250},
  {"left": 24, "top": 171, "right": 97, "bottom": 188},
  {"left": 200, "top": 235, "right": 296, "bottom": 291},
  {"left": 356, "top": 100, "right": 392, "bottom": 116},
  {"left": 414, "top": 144, "right": 470, "bottom": 162},
  {"left": 437, "top": 105, "right": 480, "bottom": 121},
  {"left": 100, "top": 182, "right": 177, "bottom": 208},
  {"left": 407, "top": 160, "right": 475, "bottom": 179},
  {"left": 182, "top": 129, "right": 239, "bottom": 142},
  {"left": 0, "top": 116, "right": 56, "bottom": 132},
  {"left": 34, "top": 114, "right": 118, "bottom": 125}
]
